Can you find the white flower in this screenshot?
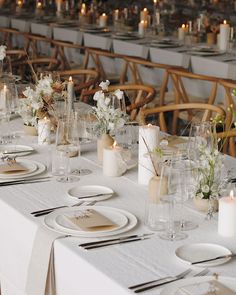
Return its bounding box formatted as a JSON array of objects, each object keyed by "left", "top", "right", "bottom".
[
  {"left": 114, "top": 89, "right": 123, "bottom": 100},
  {"left": 0, "top": 45, "right": 7, "bottom": 61},
  {"left": 93, "top": 90, "right": 104, "bottom": 101},
  {"left": 202, "top": 185, "right": 210, "bottom": 193},
  {"left": 99, "top": 80, "right": 110, "bottom": 91},
  {"left": 36, "top": 76, "right": 53, "bottom": 96},
  {"left": 23, "top": 87, "right": 35, "bottom": 100}
]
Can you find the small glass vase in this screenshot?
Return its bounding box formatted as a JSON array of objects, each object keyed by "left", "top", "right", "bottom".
[{"left": 97, "top": 133, "right": 114, "bottom": 163}]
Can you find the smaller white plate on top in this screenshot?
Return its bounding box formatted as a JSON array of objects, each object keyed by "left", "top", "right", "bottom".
[
  {"left": 68, "top": 185, "right": 114, "bottom": 202},
  {"left": 0, "top": 159, "right": 38, "bottom": 178},
  {"left": 160, "top": 276, "right": 236, "bottom": 295},
  {"left": 175, "top": 243, "right": 232, "bottom": 267},
  {"left": 0, "top": 144, "right": 34, "bottom": 157}
]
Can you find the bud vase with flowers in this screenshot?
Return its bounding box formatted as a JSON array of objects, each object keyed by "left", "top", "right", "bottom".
[{"left": 92, "top": 80, "right": 128, "bottom": 162}]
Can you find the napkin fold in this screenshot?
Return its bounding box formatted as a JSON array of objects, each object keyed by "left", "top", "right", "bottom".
[{"left": 25, "top": 227, "right": 62, "bottom": 295}]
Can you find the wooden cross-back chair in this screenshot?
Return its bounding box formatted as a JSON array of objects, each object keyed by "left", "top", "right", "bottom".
[
  {"left": 217, "top": 129, "right": 236, "bottom": 157},
  {"left": 57, "top": 69, "right": 99, "bottom": 99},
  {"left": 167, "top": 68, "right": 220, "bottom": 134},
  {"left": 82, "top": 84, "right": 156, "bottom": 121},
  {"left": 0, "top": 28, "right": 25, "bottom": 49},
  {"left": 140, "top": 103, "right": 225, "bottom": 134},
  {"left": 6, "top": 49, "right": 28, "bottom": 77},
  {"left": 24, "top": 58, "right": 60, "bottom": 82},
  {"left": 83, "top": 48, "right": 127, "bottom": 84},
  {"left": 121, "top": 56, "right": 184, "bottom": 108},
  {"left": 51, "top": 39, "right": 85, "bottom": 71},
  {"left": 219, "top": 79, "right": 236, "bottom": 129},
  {"left": 24, "top": 33, "right": 52, "bottom": 58}
]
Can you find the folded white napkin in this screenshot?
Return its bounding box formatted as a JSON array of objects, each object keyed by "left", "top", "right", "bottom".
[{"left": 25, "top": 227, "right": 63, "bottom": 295}]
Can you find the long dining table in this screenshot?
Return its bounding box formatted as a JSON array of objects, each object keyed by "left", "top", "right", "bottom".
[{"left": 0, "top": 116, "right": 236, "bottom": 295}]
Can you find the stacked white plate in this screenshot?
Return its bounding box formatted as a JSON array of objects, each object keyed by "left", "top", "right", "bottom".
[
  {"left": 0, "top": 144, "right": 34, "bottom": 157},
  {"left": 0, "top": 159, "right": 46, "bottom": 182},
  {"left": 44, "top": 206, "right": 138, "bottom": 238}
]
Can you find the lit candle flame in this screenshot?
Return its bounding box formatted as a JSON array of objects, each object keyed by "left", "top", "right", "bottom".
[
  {"left": 223, "top": 20, "right": 227, "bottom": 25},
  {"left": 112, "top": 141, "right": 117, "bottom": 148},
  {"left": 69, "top": 76, "right": 73, "bottom": 82},
  {"left": 182, "top": 24, "right": 185, "bottom": 29},
  {"left": 143, "top": 8, "right": 147, "bottom": 12},
  {"left": 102, "top": 13, "right": 106, "bottom": 16},
  {"left": 37, "top": 1, "right": 42, "bottom": 8},
  {"left": 147, "top": 123, "right": 152, "bottom": 127},
  {"left": 230, "top": 190, "right": 234, "bottom": 200},
  {"left": 153, "top": 0, "right": 157, "bottom": 3},
  {"left": 3, "top": 84, "right": 7, "bottom": 91}
]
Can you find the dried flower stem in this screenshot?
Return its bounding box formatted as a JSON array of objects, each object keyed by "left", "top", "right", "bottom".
[{"left": 141, "top": 135, "right": 159, "bottom": 177}]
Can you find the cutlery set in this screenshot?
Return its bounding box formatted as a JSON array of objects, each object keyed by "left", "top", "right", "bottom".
[
  {"left": 31, "top": 200, "right": 97, "bottom": 217},
  {"left": 78, "top": 233, "right": 154, "bottom": 250},
  {"left": 0, "top": 177, "right": 51, "bottom": 186},
  {"left": 129, "top": 268, "right": 209, "bottom": 293}
]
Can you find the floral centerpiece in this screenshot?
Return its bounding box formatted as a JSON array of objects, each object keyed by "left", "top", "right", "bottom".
[
  {"left": 18, "top": 75, "right": 67, "bottom": 128},
  {"left": 92, "top": 80, "right": 128, "bottom": 162},
  {"left": 92, "top": 80, "right": 127, "bottom": 136}
]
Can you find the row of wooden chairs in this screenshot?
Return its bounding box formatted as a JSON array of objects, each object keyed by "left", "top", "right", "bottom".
[{"left": 0, "top": 28, "right": 235, "bottom": 156}]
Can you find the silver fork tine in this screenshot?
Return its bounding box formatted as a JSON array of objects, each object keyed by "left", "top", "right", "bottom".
[
  {"left": 129, "top": 268, "right": 191, "bottom": 290},
  {"left": 194, "top": 268, "right": 209, "bottom": 277}
]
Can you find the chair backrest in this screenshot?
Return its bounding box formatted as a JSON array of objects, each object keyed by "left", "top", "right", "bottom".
[
  {"left": 25, "top": 58, "right": 60, "bottom": 82},
  {"left": 140, "top": 103, "right": 225, "bottom": 134},
  {"left": 51, "top": 39, "right": 85, "bottom": 70},
  {"left": 6, "top": 49, "right": 28, "bottom": 77},
  {"left": 0, "top": 28, "right": 25, "bottom": 49},
  {"left": 82, "top": 84, "right": 156, "bottom": 121},
  {"left": 219, "top": 79, "right": 236, "bottom": 130},
  {"left": 24, "top": 33, "right": 52, "bottom": 58},
  {"left": 57, "top": 68, "right": 99, "bottom": 99},
  {"left": 83, "top": 48, "right": 126, "bottom": 84},
  {"left": 217, "top": 129, "right": 236, "bottom": 157}
]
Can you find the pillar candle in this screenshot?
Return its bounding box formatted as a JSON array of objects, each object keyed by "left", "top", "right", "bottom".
[
  {"left": 0, "top": 84, "right": 8, "bottom": 110},
  {"left": 178, "top": 24, "right": 186, "bottom": 41},
  {"left": 81, "top": 3, "right": 86, "bottom": 15},
  {"left": 218, "top": 191, "right": 236, "bottom": 237},
  {"left": 67, "top": 76, "right": 74, "bottom": 112},
  {"left": 156, "top": 11, "right": 160, "bottom": 25},
  {"left": 138, "top": 20, "right": 145, "bottom": 37},
  {"left": 38, "top": 117, "right": 51, "bottom": 145},
  {"left": 140, "top": 8, "right": 148, "bottom": 22},
  {"left": 56, "top": 0, "right": 62, "bottom": 13},
  {"left": 103, "top": 142, "right": 126, "bottom": 177},
  {"left": 16, "top": 0, "right": 23, "bottom": 13},
  {"left": 138, "top": 124, "right": 159, "bottom": 185},
  {"left": 99, "top": 13, "right": 108, "bottom": 27},
  {"left": 219, "top": 20, "right": 230, "bottom": 51},
  {"left": 114, "top": 9, "right": 119, "bottom": 21}
]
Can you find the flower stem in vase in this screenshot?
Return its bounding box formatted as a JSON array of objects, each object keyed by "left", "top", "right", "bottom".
[{"left": 206, "top": 197, "right": 214, "bottom": 220}]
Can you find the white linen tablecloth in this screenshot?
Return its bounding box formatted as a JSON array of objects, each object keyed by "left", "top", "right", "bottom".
[{"left": 0, "top": 118, "right": 236, "bottom": 295}]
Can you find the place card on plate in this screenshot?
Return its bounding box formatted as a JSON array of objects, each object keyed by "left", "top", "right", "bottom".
[
  {"left": 178, "top": 280, "right": 236, "bottom": 295},
  {"left": 0, "top": 161, "right": 28, "bottom": 174},
  {"left": 66, "top": 209, "right": 118, "bottom": 231}
]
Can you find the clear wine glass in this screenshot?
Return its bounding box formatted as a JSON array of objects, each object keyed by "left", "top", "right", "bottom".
[{"left": 159, "top": 160, "right": 188, "bottom": 241}]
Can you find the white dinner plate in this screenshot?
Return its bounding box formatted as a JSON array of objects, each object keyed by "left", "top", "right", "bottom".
[
  {"left": 188, "top": 50, "right": 224, "bottom": 56},
  {"left": 54, "top": 206, "right": 128, "bottom": 235},
  {"left": 0, "top": 159, "right": 37, "bottom": 178},
  {"left": 175, "top": 243, "right": 232, "bottom": 267},
  {"left": 160, "top": 276, "right": 236, "bottom": 295},
  {"left": 0, "top": 144, "right": 34, "bottom": 156},
  {"left": 44, "top": 206, "right": 138, "bottom": 238},
  {"left": 0, "top": 160, "right": 46, "bottom": 182},
  {"left": 67, "top": 185, "right": 114, "bottom": 201}
]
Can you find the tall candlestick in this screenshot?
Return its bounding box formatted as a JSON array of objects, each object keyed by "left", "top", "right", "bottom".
[
  {"left": 138, "top": 20, "right": 145, "bottom": 37},
  {"left": 138, "top": 124, "right": 159, "bottom": 185},
  {"left": 114, "top": 9, "right": 119, "bottom": 21},
  {"left": 140, "top": 8, "right": 148, "bottom": 22},
  {"left": 0, "top": 84, "right": 7, "bottom": 110},
  {"left": 99, "top": 13, "right": 108, "bottom": 27},
  {"left": 218, "top": 190, "right": 236, "bottom": 237},
  {"left": 81, "top": 3, "right": 86, "bottom": 15},
  {"left": 178, "top": 24, "right": 186, "bottom": 41},
  {"left": 67, "top": 76, "right": 74, "bottom": 112},
  {"left": 219, "top": 20, "right": 230, "bottom": 51}
]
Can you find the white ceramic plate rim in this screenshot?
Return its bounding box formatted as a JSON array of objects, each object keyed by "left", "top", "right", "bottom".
[
  {"left": 67, "top": 185, "right": 114, "bottom": 201},
  {"left": 0, "top": 159, "right": 38, "bottom": 178},
  {"left": 0, "top": 160, "right": 46, "bottom": 182},
  {"left": 54, "top": 207, "right": 128, "bottom": 234},
  {"left": 0, "top": 144, "right": 34, "bottom": 156},
  {"left": 175, "top": 243, "right": 232, "bottom": 267},
  {"left": 44, "top": 206, "right": 138, "bottom": 238},
  {"left": 160, "top": 276, "right": 236, "bottom": 295}
]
